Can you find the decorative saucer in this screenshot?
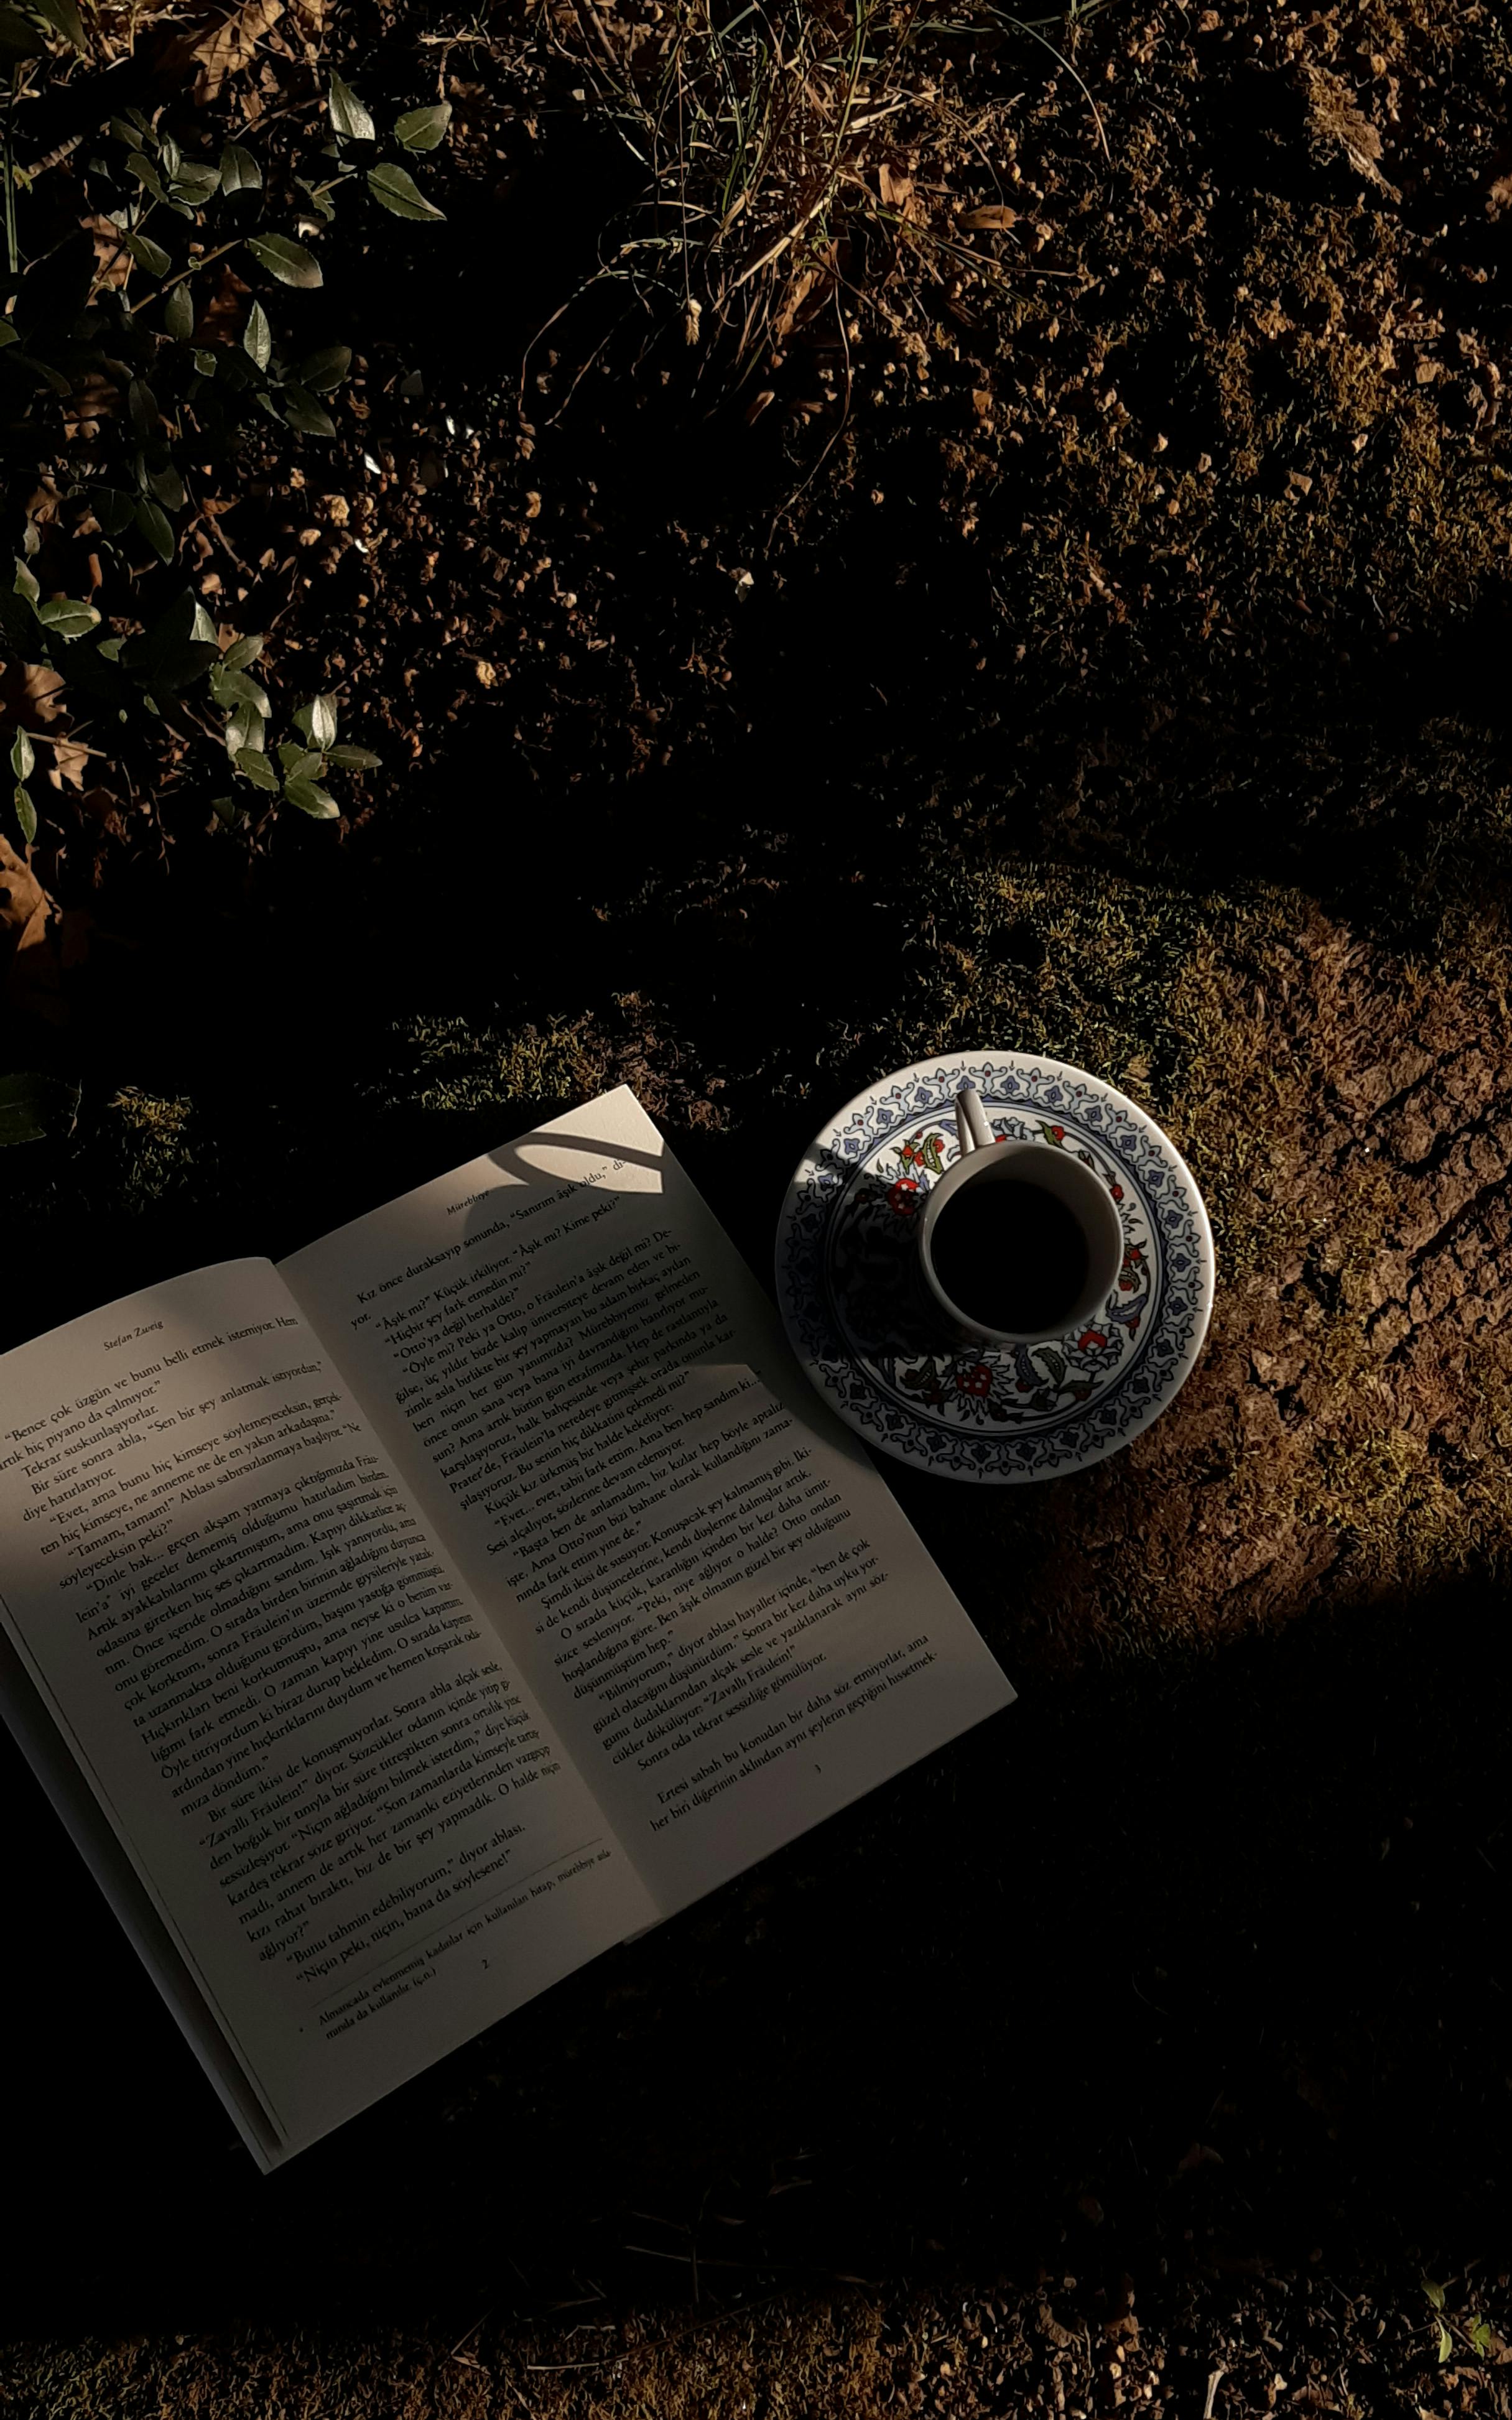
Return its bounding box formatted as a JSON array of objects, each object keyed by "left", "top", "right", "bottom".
[{"left": 774, "top": 1052, "right": 1215, "bottom": 1483}]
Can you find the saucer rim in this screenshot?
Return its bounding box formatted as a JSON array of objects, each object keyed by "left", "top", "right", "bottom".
[{"left": 773, "top": 1049, "right": 1217, "bottom": 1485}]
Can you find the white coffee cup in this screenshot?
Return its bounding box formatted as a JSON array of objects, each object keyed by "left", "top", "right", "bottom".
[{"left": 917, "top": 1083, "right": 1126, "bottom": 1348}]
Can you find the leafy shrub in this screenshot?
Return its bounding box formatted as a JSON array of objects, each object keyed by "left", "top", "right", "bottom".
[{"left": 1, "top": 9, "right": 450, "bottom": 853}]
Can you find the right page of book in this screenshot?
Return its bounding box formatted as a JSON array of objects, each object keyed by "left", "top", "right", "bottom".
[{"left": 279, "top": 1088, "right": 1014, "bottom": 1913}]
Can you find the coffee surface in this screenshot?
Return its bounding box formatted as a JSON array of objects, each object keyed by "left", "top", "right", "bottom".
[{"left": 928, "top": 1177, "right": 1090, "bottom": 1334}]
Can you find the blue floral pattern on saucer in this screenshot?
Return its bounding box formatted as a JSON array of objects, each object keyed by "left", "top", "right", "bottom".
[{"left": 774, "top": 1053, "right": 1215, "bottom": 1482}]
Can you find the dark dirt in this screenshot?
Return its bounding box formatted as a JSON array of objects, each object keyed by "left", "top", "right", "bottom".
[{"left": 4, "top": 0, "right": 1512, "bottom": 2412}]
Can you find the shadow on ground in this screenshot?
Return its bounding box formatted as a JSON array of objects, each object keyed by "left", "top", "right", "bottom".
[{"left": 8, "top": 1555, "right": 1506, "bottom": 2342}]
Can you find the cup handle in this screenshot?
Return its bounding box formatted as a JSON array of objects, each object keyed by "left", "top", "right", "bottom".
[{"left": 955, "top": 1082, "right": 995, "bottom": 1156}]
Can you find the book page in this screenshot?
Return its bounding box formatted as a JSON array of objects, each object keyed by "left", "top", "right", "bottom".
[
  {"left": 0, "top": 1259, "right": 652, "bottom": 2164},
  {"left": 280, "top": 1089, "right": 1015, "bottom": 1913}
]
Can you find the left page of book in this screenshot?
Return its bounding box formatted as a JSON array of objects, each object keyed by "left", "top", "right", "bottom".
[{"left": 0, "top": 1259, "right": 654, "bottom": 2167}]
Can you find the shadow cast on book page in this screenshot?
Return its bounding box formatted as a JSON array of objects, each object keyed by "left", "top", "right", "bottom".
[
  {"left": 279, "top": 1087, "right": 1015, "bottom": 1917},
  {"left": 0, "top": 1255, "right": 654, "bottom": 2167}
]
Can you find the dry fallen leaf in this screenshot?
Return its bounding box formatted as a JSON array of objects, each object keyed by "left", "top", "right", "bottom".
[
  {"left": 1302, "top": 65, "right": 1398, "bottom": 197},
  {"left": 1, "top": 660, "right": 67, "bottom": 728},
  {"left": 0, "top": 835, "right": 63, "bottom": 1022},
  {"left": 155, "top": 0, "right": 288, "bottom": 105},
  {"left": 79, "top": 213, "right": 132, "bottom": 292},
  {"left": 65, "top": 369, "right": 124, "bottom": 444},
  {"left": 960, "top": 204, "right": 1018, "bottom": 230},
  {"left": 80, "top": 786, "right": 129, "bottom": 845},
  {"left": 47, "top": 735, "right": 91, "bottom": 792},
  {"left": 0, "top": 835, "right": 46, "bottom": 947}
]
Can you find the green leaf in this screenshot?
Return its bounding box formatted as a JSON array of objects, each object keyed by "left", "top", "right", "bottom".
[
  {"left": 233, "top": 746, "right": 279, "bottom": 791},
  {"left": 134, "top": 498, "right": 175, "bottom": 563},
  {"left": 278, "top": 742, "right": 323, "bottom": 779},
  {"left": 1424, "top": 2283, "right": 1446, "bottom": 2312},
  {"left": 32, "top": 0, "right": 85, "bottom": 44},
  {"left": 11, "top": 730, "right": 34, "bottom": 781},
  {"left": 393, "top": 101, "right": 452, "bottom": 152},
  {"left": 294, "top": 174, "right": 338, "bottom": 225},
  {"left": 294, "top": 693, "right": 338, "bottom": 748},
  {"left": 119, "top": 591, "right": 218, "bottom": 694},
  {"left": 164, "top": 281, "right": 193, "bottom": 341},
  {"left": 211, "top": 662, "right": 271, "bottom": 716},
  {"left": 327, "top": 743, "right": 381, "bottom": 770},
  {"left": 169, "top": 160, "right": 220, "bottom": 205},
  {"left": 192, "top": 347, "right": 218, "bottom": 377},
  {"left": 222, "top": 634, "right": 264, "bottom": 672},
  {"left": 13, "top": 557, "right": 40, "bottom": 607},
  {"left": 281, "top": 382, "right": 336, "bottom": 438},
  {"left": 0, "top": 1072, "right": 80, "bottom": 1145},
  {"left": 22, "top": 241, "right": 95, "bottom": 334},
  {"left": 91, "top": 487, "right": 134, "bottom": 535},
  {"left": 243, "top": 299, "right": 272, "bottom": 371},
  {"left": 127, "top": 377, "right": 160, "bottom": 435},
  {"left": 329, "top": 71, "right": 376, "bottom": 143},
  {"left": 1436, "top": 2321, "right": 1453, "bottom": 2365},
  {"left": 0, "top": 591, "right": 32, "bottom": 654},
  {"left": 1468, "top": 2317, "right": 1493, "bottom": 2357},
  {"left": 220, "top": 142, "right": 262, "bottom": 195},
  {"left": 225, "top": 702, "right": 265, "bottom": 758},
  {"left": 108, "top": 116, "right": 142, "bottom": 148},
  {"left": 189, "top": 601, "right": 218, "bottom": 646},
  {"left": 0, "top": 321, "right": 17, "bottom": 348},
  {"left": 367, "top": 160, "right": 445, "bottom": 221},
  {"left": 244, "top": 233, "right": 323, "bottom": 288},
  {"left": 295, "top": 343, "right": 351, "bottom": 391},
  {"left": 14, "top": 779, "right": 36, "bottom": 843},
  {"left": 123, "top": 230, "right": 171, "bottom": 278},
  {"left": 147, "top": 458, "right": 187, "bottom": 512},
  {"left": 0, "top": 7, "right": 45, "bottom": 61},
  {"left": 13, "top": 350, "right": 72, "bottom": 397},
  {"left": 124, "top": 151, "right": 168, "bottom": 202},
  {"left": 37, "top": 598, "right": 101, "bottom": 638},
  {"left": 284, "top": 776, "right": 340, "bottom": 819}
]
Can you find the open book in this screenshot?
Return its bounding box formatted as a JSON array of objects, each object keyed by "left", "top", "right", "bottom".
[{"left": 0, "top": 1088, "right": 1014, "bottom": 2169}]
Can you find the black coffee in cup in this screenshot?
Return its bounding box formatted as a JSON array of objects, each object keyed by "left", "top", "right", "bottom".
[{"left": 927, "top": 1177, "right": 1089, "bottom": 1335}]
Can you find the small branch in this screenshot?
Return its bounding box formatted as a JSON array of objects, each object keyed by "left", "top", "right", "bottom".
[
  {"left": 128, "top": 237, "right": 241, "bottom": 315},
  {"left": 10, "top": 726, "right": 113, "bottom": 761}
]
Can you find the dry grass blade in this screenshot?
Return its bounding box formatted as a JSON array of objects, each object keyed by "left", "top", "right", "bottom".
[
  {"left": 539, "top": 0, "right": 1087, "bottom": 393},
  {"left": 983, "top": 4, "right": 1108, "bottom": 159}
]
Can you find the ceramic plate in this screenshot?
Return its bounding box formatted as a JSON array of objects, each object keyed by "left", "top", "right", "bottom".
[{"left": 774, "top": 1052, "right": 1215, "bottom": 1483}]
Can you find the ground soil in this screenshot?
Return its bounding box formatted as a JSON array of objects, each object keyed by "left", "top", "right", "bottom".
[{"left": 3, "top": 1, "right": 1512, "bottom": 2414}]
